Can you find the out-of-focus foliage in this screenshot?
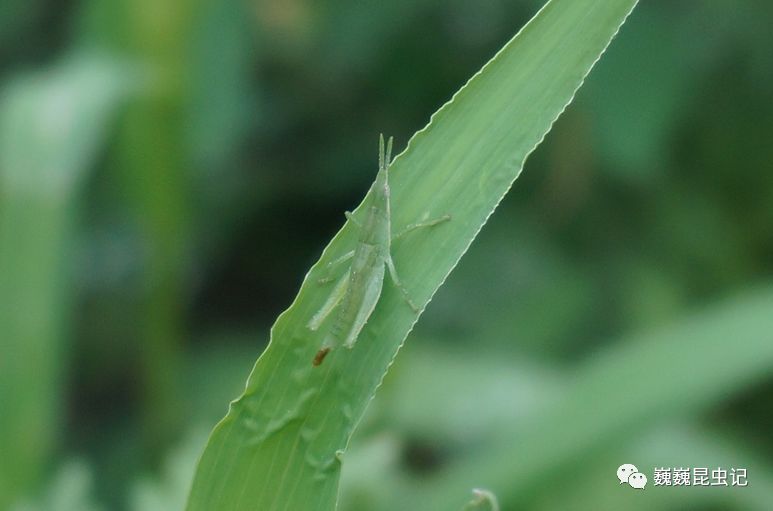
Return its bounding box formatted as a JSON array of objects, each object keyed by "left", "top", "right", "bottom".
[
  {"left": 1, "top": 0, "right": 772, "bottom": 510},
  {"left": 129, "top": 430, "right": 207, "bottom": 511},
  {"left": 11, "top": 462, "right": 102, "bottom": 511},
  {"left": 0, "top": 53, "right": 131, "bottom": 509}
]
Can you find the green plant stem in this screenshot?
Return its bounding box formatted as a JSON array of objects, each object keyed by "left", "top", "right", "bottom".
[{"left": 119, "top": 0, "right": 195, "bottom": 460}]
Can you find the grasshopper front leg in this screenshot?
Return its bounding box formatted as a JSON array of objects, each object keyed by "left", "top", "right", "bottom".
[
  {"left": 385, "top": 254, "right": 419, "bottom": 312},
  {"left": 393, "top": 213, "right": 451, "bottom": 240}
]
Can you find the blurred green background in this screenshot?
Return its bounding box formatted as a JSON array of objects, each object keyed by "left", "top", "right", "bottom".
[{"left": 1, "top": 0, "right": 773, "bottom": 509}]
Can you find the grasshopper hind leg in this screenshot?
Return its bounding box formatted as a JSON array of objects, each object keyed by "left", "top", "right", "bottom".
[
  {"left": 307, "top": 270, "right": 350, "bottom": 330},
  {"left": 317, "top": 250, "right": 355, "bottom": 283}
]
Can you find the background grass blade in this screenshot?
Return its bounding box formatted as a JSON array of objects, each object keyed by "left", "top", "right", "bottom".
[
  {"left": 388, "top": 285, "right": 773, "bottom": 509},
  {"left": 185, "top": 1, "right": 639, "bottom": 510},
  {"left": 0, "top": 53, "right": 130, "bottom": 509}
]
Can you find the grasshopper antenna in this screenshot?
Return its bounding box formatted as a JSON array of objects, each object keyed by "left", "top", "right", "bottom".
[{"left": 379, "top": 134, "right": 394, "bottom": 171}]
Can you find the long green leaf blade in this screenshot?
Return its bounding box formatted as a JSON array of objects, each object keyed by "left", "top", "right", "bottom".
[{"left": 186, "top": 1, "right": 639, "bottom": 510}]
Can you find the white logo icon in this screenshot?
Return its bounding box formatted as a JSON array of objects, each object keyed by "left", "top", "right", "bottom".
[
  {"left": 617, "top": 463, "right": 647, "bottom": 489},
  {"left": 617, "top": 463, "right": 638, "bottom": 484},
  {"left": 628, "top": 472, "right": 648, "bottom": 489}
]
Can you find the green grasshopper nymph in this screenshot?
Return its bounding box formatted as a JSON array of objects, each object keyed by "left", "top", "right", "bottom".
[{"left": 308, "top": 135, "right": 450, "bottom": 366}]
